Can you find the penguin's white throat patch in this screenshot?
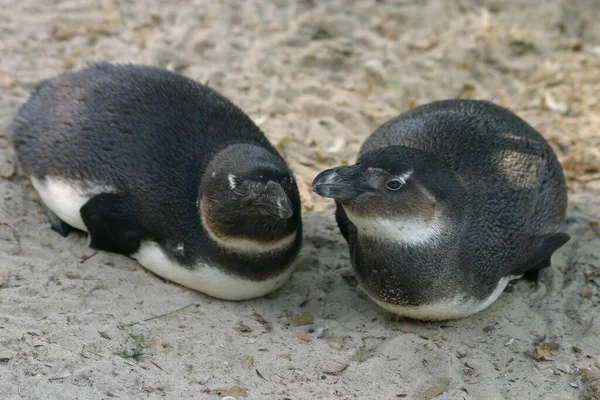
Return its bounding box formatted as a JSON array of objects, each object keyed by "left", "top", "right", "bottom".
[
  {"left": 343, "top": 208, "right": 443, "bottom": 245},
  {"left": 199, "top": 207, "right": 296, "bottom": 254}
]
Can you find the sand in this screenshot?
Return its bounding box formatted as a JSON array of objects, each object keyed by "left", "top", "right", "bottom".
[{"left": 1, "top": 0, "right": 599, "bottom": 399}]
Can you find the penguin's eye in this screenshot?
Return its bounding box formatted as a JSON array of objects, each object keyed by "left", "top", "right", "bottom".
[{"left": 385, "top": 179, "right": 403, "bottom": 191}]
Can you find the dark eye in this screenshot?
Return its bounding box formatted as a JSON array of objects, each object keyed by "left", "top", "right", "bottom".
[{"left": 385, "top": 179, "right": 402, "bottom": 191}]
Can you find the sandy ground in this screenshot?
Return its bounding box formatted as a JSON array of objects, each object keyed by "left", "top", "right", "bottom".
[{"left": 1, "top": 0, "right": 600, "bottom": 399}]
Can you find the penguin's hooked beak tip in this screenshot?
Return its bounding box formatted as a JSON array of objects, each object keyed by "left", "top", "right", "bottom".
[
  {"left": 255, "top": 182, "right": 294, "bottom": 220},
  {"left": 275, "top": 204, "right": 294, "bottom": 220},
  {"left": 312, "top": 165, "right": 365, "bottom": 201},
  {"left": 272, "top": 195, "right": 294, "bottom": 220}
]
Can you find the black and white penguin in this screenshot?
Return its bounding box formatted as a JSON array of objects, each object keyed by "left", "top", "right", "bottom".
[
  {"left": 312, "top": 100, "right": 569, "bottom": 320},
  {"left": 12, "top": 63, "right": 302, "bottom": 301}
]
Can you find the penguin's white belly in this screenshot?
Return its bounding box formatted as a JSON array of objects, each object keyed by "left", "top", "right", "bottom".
[
  {"left": 31, "top": 177, "right": 296, "bottom": 300},
  {"left": 30, "top": 176, "right": 114, "bottom": 231},
  {"left": 370, "top": 275, "right": 522, "bottom": 320},
  {"left": 132, "top": 241, "right": 296, "bottom": 301}
]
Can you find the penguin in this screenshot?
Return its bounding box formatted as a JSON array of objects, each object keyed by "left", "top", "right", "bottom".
[
  {"left": 12, "top": 63, "right": 302, "bottom": 301},
  {"left": 312, "top": 99, "right": 569, "bottom": 320}
]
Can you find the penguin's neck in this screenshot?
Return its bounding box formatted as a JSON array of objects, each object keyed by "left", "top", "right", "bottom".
[
  {"left": 199, "top": 204, "right": 297, "bottom": 255},
  {"left": 345, "top": 203, "right": 462, "bottom": 246}
]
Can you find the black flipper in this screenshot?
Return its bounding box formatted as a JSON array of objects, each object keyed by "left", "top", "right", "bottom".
[
  {"left": 80, "top": 193, "right": 147, "bottom": 256},
  {"left": 522, "top": 257, "right": 551, "bottom": 283},
  {"left": 334, "top": 202, "right": 350, "bottom": 243},
  {"left": 43, "top": 205, "right": 73, "bottom": 237},
  {"left": 511, "top": 233, "right": 570, "bottom": 279}
]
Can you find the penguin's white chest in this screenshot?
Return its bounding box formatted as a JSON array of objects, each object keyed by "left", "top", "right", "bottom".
[
  {"left": 370, "top": 275, "right": 522, "bottom": 320},
  {"left": 30, "top": 177, "right": 297, "bottom": 300},
  {"left": 30, "top": 176, "right": 114, "bottom": 231},
  {"left": 132, "top": 241, "right": 296, "bottom": 300}
]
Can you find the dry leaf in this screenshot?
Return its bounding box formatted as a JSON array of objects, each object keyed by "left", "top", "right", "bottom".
[
  {"left": 298, "top": 159, "right": 315, "bottom": 167},
  {"left": 236, "top": 323, "right": 253, "bottom": 333},
  {"left": 422, "top": 378, "right": 450, "bottom": 400},
  {"left": 341, "top": 272, "right": 358, "bottom": 287},
  {"left": 352, "top": 345, "right": 374, "bottom": 362},
  {"left": 544, "top": 90, "right": 569, "bottom": 115},
  {"left": 243, "top": 355, "right": 254, "bottom": 369},
  {"left": 297, "top": 332, "right": 310, "bottom": 341},
  {"left": 328, "top": 335, "right": 345, "bottom": 350},
  {"left": 577, "top": 368, "right": 600, "bottom": 400},
  {"left": 459, "top": 83, "right": 475, "bottom": 99},
  {"left": 315, "top": 151, "right": 333, "bottom": 165},
  {"left": 149, "top": 337, "right": 167, "bottom": 352},
  {"left": 1, "top": 76, "right": 16, "bottom": 89},
  {"left": 287, "top": 312, "right": 314, "bottom": 326},
  {"left": 560, "top": 153, "right": 599, "bottom": 175},
  {"left": 255, "top": 369, "right": 265, "bottom": 380},
  {"left": 589, "top": 222, "right": 600, "bottom": 237},
  {"left": 215, "top": 386, "right": 248, "bottom": 399},
  {"left": 321, "top": 362, "right": 348, "bottom": 376},
  {"left": 0, "top": 153, "right": 15, "bottom": 178},
  {"left": 509, "top": 38, "right": 535, "bottom": 56},
  {"left": 528, "top": 342, "right": 560, "bottom": 361},
  {"left": 252, "top": 313, "right": 273, "bottom": 332},
  {"left": 276, "top": 136, "right": 293, "bottom": 151}
]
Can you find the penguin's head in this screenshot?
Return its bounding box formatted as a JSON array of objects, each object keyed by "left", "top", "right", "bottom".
[
  {"left": 200, "top": 144, "right": 300, "bottom": 248},
  {"left": 312, "top": 146, "right": 463, "bottom": 241}
]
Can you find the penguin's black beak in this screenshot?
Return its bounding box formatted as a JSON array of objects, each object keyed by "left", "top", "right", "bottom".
[
  {"left": 312, "top": 165, "right": 366, "bottom": 201},
  {"left": 254, "top": 181, "right": 294, "bottom": 220}
]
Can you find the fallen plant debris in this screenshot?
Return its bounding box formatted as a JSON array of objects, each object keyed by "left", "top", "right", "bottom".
[
  {"left": 352, "top": 344, "right": 375, "bottom": 363},
  {"left": 236, "top": 322, "right": 253, "bottom": 333},
  {"left": 149, "top": 337, "right": 168, "bottom": 352},
  {"left": 114, "top": 334, "right": 147, "bottom": 359},
  {"left": 422, "top": 378, "right": 450, "bottom": 400},
  {"left": 98, "top": 331, "right": 111, "bottom": 340},
  {"left": 341, "top": 272, "right": 358, "bottom": 287},
  {"left": 528, "top": 342, "right": 561, "bottom": 361},
  {"left": 317, "top": 328, "right": 345, "bottom": 350},
  {"left": 252, "top": 313, "right": 273, "bottom": 332},
  {"left": 79, "top": 252, "right": 98, "bottom": 264},
  {"left": 577, "top": 368, "right": 600, "bottom": 400},
  {"left": 276, "top": 135, "right": 293, "bottom": 151},
  {"left": 321, "top": 362, "right": 348, "bottom": 376},
  {"left": 212, "top": 386, "right": 248, "bottom": 399},
  {"left": 328, "top": 334, "right": 345, "bottom": 350},
  {"left": 0, "top": 153, "right": 15, "bottom": 178},
  {"left": 297, "top": 332, "right": 310, "bottom": 341},
  {"left": 121, "top": 303, "right": 198, "bottom": 328},
  {"left": 589, "top": 222, "right": 600, "bottom": 238},
  {"left": 287, "top": 311, "right": 314, "bottom": 326},
  {"left": 243, "top": 355, "right": 254, "bottom": 369}
]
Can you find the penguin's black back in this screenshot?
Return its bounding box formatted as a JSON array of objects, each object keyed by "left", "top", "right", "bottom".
[
  {"left": 13, "top": 63, "right": 275, "bottom": 183},
  {"left": 358, "top": 100, "right": 568, "bottom": 280},
  {"left": 12, "top": 63, "right": 289, "bottom": 265}
]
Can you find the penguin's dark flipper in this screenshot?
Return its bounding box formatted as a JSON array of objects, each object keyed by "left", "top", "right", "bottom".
[
  {"left": 334, "top": 202, "right": 350, "bottom": 243},
  {"left": 511, "top": 233, "right": 570, "bottom": 279},
  {"left": 80, "top": 193, "right": 147, "bottom": 256},
  {"left": 43, "top": 206, "right": 73, "bottom": 237},
  {"left": 522, "top": 257, "right": 551, "bottom": 283}
]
